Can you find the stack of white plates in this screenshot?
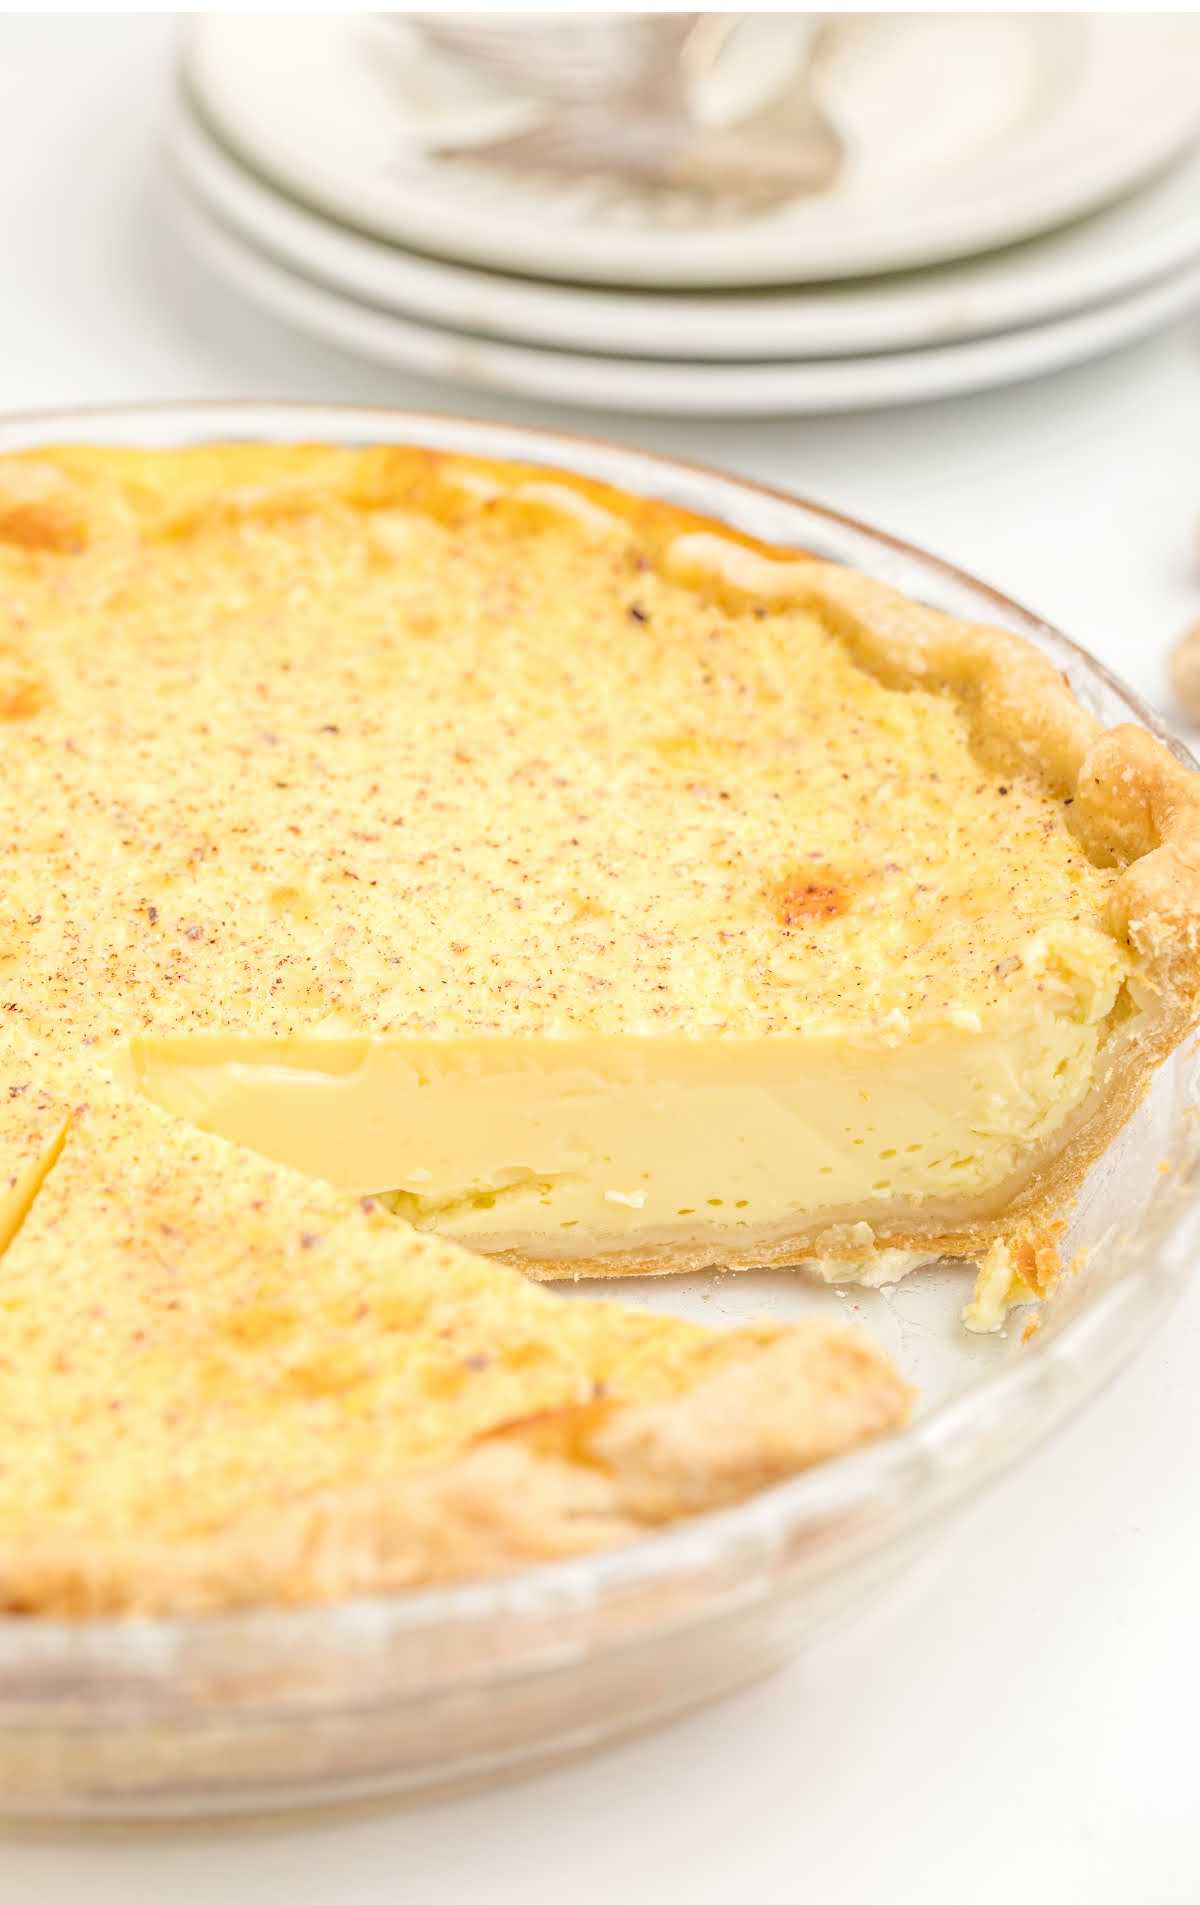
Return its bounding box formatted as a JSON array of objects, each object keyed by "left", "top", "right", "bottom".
[{"left": 169, "top": 14, "right": 1200, "bottom": 416}]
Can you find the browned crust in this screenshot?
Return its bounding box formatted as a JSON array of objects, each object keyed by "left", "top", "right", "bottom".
[
  {"left": 0, "top": 1324, "right": 910, "bottom": 1617},
  {"left": 499, "top": 1222, "right": 1064, "bottom": 1286}
]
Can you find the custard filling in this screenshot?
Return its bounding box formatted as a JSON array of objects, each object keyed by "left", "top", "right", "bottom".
[
  {"left": 0, "top": 441, "right": 1176, "bottom": 1330},
  {"left": 117, "top": 934, "right": 1123, "bottom": 1262}
]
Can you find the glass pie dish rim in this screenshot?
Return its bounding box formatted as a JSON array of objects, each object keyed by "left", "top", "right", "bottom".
[{"left": 0, "top": 398, "right": 1192, "bottom": 1722}]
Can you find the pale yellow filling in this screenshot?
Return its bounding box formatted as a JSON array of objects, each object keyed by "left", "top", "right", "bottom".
[{"left": 115, "top": 935, "right": 1122, "bottom": 1264}]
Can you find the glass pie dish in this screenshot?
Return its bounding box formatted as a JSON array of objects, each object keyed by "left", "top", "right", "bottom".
[{"left": 0, "top": 400, "right": 1196, "bottom": 1822}]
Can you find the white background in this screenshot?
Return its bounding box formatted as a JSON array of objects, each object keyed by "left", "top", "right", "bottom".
[{"left": 4, "top": 17, "right": 1200, "bottom": 1901}]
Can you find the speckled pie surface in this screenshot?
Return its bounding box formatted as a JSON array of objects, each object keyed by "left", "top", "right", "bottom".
[
  {"left": 2, "top": 440, "right": 1200, "bottom": 1312},
  {"left": 0, "top": 443, "right": 1119, "bottom": 1045}
]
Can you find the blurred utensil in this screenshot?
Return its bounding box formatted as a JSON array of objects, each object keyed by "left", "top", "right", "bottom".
[
  {"left": 409, "top": 13, "right": 709, "bottom": 110},
  {"left": 412, "top": 13, "right": 843, "bottom": 208}
]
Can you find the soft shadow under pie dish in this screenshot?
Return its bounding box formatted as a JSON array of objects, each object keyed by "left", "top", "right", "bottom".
[{"left": 0, "top": 400, "right": 1197, "bottom": 1821}]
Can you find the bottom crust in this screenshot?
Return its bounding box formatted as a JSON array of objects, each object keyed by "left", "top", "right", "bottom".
[{"left": 489, "top": 1029, "right": 1173, "bottom": 1313}]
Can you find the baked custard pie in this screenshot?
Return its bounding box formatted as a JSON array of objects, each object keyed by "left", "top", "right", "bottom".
[{"left": 0, "top": 435, "right": 1196, "bottom": 1608}]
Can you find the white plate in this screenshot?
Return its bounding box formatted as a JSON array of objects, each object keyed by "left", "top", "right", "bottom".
[
  {"left": 183, "top": 13, "right": 1200, "bottom": 289},
  {"left": 168, "top": 89, "right": 1200, "bottom": 365},
  {"left": 169, "top": 179, "right": 1200, "bottom": 418}
]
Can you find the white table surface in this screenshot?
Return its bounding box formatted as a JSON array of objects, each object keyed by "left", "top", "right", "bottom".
[{"left": 4, "top": 18, "right": 1199, "bottom": 1901}]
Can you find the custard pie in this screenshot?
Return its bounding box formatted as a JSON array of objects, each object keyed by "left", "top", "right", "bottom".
[{"left": 3, "top": 442, "right": 1199, "bottom": 1343}]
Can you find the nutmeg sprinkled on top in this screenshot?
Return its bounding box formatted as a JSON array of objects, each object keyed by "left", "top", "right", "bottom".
[{"left": 0, "top": 442, "right": 1118, "bottom": 1053}]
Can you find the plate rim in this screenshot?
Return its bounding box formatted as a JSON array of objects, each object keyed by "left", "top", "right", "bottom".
[
  {"left": 169, "top": 178, "right": 1200, "bottom": 417},
  {"left": 169, "top": 86, "right": 1200, "bottom": 364},
  {"left": 183, "top": 13, "right": 1200, "bottom": 289}
]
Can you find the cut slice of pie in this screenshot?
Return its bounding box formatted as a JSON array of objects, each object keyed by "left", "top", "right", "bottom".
[
  {"left": 0, "top": 1038, "right": 909, "bottom": 1615},
  {"left": 2, "top": 441, "right": 1199, "bottom": 1329}
]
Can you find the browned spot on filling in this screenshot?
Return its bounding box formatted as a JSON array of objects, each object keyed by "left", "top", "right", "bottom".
[
  {"left": 0, "top": 648, "right": 50, "bottom": 721},
  {"left": 279, "top": 1343, "right": 365, "bottom": 1400},
  {"left": 768, "top": 870, "right": 850, "bottom": 926},
  {"left": 0, "top": 501, "right": 87, "bottom": 554},
  {"left": 217, "top": 1304, "right": 297, "bottom": 1351}
]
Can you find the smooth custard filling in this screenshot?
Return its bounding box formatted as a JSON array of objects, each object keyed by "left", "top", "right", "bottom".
[
  {"left": 0, "top": 444, "right": 1131, "bottom": 1283},
  {"left": 116, "top": 929, "right": 1123, "bottom": 1259}
]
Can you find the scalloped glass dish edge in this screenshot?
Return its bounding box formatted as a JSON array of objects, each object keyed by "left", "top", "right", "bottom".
[{"left": 0, "top": 402, "right": 1196, "bottom": 1822}]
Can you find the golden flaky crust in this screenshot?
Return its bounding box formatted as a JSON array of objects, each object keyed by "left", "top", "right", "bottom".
[
  {"left": 0, "top": 1327, "right": 910, "bottom": 1617},
  {"left": 501, "top": 1222, "right": 1063, "bottom": 1287}
]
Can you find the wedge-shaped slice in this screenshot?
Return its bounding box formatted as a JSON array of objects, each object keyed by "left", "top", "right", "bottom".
[{"left": 0, "top": 1047, "right": 909, "bottom": 1615}]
